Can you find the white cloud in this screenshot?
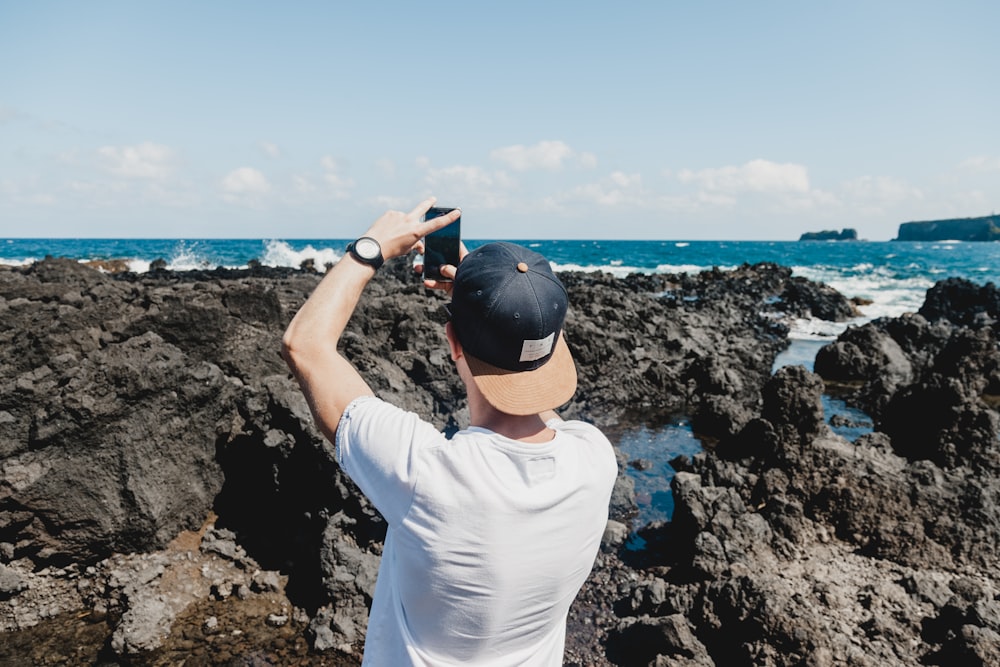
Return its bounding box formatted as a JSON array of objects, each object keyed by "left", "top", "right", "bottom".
[
  {"left": 370, "top": 194, "right": 417, "bottom": 211},
  {"left": 375, "top": 158, "right": 396, "bottom": 177},
  {"left": 320, "top": 156, "right": 356, "bottom": 198},
  {"left": 424, "top": 162, "right": 516, "bottom": 192},
  {"left": 677, "top": 159, "right": 810, "bottom": 193},
  {"left": 323, "top": 173, "right": 355, "bottom": 199},
  {"left": 1, "top": 178, "right": 56, "bottom": 205},
  {"left": 842, "top": 175, "right": 922, "bottom": 210},
  {"left": 948, "top": 189, "right": 992, "bottom": 213},
  {"left": 292, "top": 174, "right": 317, "bottom": 193},
  {"left": 320, "top": 155, "right": 343, "bottom": 171},
  {"left": 426, "top": 164, "right": 497, "bottom": 188},
  {"left": 69, "top": 180, "right": 126, "bottom": 195},
  {"left": 97, "top": 142, "right": 174, "bottom": 180},
  {"left": 610, "top": 171, "right": 640, "bottom": 188},
  {"left": 578, "top": 152, "right": 598, "bottom": 169},
  {"left": 553, "top": 162, "right": 839, "bottom": 221},
  {"left": 221, "top": 167, "right": 271, "bottom": 204},
  {"left": 259, "top": 141, "right": 281, "bottom": 158},
  {"left": 782, "top": 189, "right": 840, "bottom": 212},
  {"left": 490, "top": 140, "right": 596, "bottom": 171},
  {"left": 566, "top": 171, "right": 645, "bottom": 207},
  {"left": 959, "top": 156, "right": 1000, "bottom": 172},
  {"left": 693, "top": 190, "right": 737, "bottom": 208},
  {"left": 420, "top": 162, "right": 514, "bottom": 209}
]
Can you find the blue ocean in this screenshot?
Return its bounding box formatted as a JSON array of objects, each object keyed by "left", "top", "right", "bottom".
[
  {"left": 5, "top": 238, "right": 998, "bottom": 318},
  {"left": 4, "top": 237, "right": 998, "bottom": 529}
]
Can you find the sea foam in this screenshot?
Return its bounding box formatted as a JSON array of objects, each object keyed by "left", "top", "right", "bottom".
[{"left": 260, "top": 240, "right": 342, "bottom": 272}]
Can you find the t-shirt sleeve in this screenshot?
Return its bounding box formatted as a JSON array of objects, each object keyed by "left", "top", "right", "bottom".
[
  {"left": 335, "top": 396, "right": 446, "bottom": 525},
  {"left": 552, "top": 419, "right": 619, "bottom": 484}
]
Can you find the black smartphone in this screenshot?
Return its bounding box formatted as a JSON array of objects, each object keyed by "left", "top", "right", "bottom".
[{"left": 423, "top": 207, "right": 461, "bottom": 281}]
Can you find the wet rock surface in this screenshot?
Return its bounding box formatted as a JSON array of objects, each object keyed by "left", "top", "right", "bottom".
[{"left": 2, "top": 257, "right": 998, "bottom": 665}]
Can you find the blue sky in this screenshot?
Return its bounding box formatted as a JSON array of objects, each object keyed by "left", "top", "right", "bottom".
[{"left": 1, "top": 1, "right": 998, "bottom": 240}]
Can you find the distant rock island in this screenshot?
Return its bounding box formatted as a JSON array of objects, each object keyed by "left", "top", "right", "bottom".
[
  {"left": 896, "top": 214, "right": 1000, "bottom": 241},
  {"left": 799, "top": 228, "right": 858, "bottom": 241}
]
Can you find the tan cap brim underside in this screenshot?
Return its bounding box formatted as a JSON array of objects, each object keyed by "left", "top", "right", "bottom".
[{"left": 464, "top": 333, "right": 578, "bottom": 416}]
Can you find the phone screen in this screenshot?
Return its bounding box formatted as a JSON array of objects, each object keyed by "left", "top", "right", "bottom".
[{"left": 423, "top": 207, "right": 461, "bottom": 281}]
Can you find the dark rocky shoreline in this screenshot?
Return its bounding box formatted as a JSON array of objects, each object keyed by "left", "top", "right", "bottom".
[{"left": 1, "top": 256, "right": 998, "bottom": 665}]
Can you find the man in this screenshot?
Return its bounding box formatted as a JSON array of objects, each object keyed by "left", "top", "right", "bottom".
[{"left": 282, "top": 197, "right": 617, "bottom": 665}]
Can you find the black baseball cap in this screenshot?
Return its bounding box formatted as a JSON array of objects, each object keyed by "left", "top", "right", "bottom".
[{"left": 448, "top": 242, "right": 577, "bottom": 415}]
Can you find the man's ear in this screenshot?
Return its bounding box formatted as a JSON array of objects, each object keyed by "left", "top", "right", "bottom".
[{"left": 444, "top": 321, "right": 462, "bottom": 362}]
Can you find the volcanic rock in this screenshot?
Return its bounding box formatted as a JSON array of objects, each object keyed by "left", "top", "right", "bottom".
[{"left": 2, "top": 255, "right": 953, "bottom": 666}]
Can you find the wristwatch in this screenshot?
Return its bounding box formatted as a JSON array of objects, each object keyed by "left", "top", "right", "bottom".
[{"left": 346, "top": 236, "right": 384, "bottom": 270}]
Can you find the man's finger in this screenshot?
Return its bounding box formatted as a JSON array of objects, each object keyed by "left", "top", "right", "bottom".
[
  {"left": 408, "top": 197, "right": 438, "bottom": 220},
  {"left": 420, "top": 207, "right": 461, "bottom": 236},
  {"left": 422, "top": 278, "right": 455, "bottom": 293}
]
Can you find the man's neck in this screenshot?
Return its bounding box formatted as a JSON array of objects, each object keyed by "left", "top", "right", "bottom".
[
  {"left": 469, "top": 404, "right": 554, "bottom": 444},
  {"left": 457, "top": 357, "right": 557, "bottom": 443}
]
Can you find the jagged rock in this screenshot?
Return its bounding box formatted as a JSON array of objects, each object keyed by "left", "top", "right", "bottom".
[
  {"left": 606, "top": 614, "right": 714, "bottom": 666},
  {"left": 0, "top": 329, "right": 231, "bottom": 565},
  {"left": 692, "top": 394, "right": 753, "bottom": 440},
  {"left": 602, "top": 520, "right": 629, "bottom": 552},
  {"left": 814, "top": 322, "right": 914, "bottom": 388},
  {"left": 3, "top": 256, "right": 983, "bottom": 665},
  {"left": 0, "top": 564, "right": 27, "bottom": 599},
  {"left": 815, "top": 278, "right": 1000, "bottom": 470},
  {"left": 761, "top": 365, "right": 827, "bottom": 442},
  {"left": 881, "top": 374, "right": 1000, "bottom": 469},
  {"left": 919, "top": 277, "right": 1000, "bottom": 330},
  {"left": 561, "top": 262, "right": 854, "bottom": 424},
  {"left": 780, "top": 277, "right": 859, "bottom": 321}
]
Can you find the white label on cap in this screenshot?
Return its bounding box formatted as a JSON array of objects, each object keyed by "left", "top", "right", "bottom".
[{"left": 520, "top": 332, "right": 555, "bottom": 362}]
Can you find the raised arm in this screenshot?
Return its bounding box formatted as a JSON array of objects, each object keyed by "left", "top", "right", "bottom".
[{"left": 281, "top": 197, "right": 461, "bottom": 442}]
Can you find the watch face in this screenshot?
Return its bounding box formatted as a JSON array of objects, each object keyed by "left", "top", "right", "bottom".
[{"left": 355, "top": 237, "right": 380, "bottom": 260}]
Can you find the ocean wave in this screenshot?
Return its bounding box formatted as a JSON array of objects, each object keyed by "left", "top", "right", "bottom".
[
  {"left": 786, "top": 316, "right": 853, "bottom": 341},
  {"left": 161, "top": 241, "right": 222, "bottom": 271},
  {"left": 0, "top": 258, "right": 36, "bottom": 267},
  {"left": 549, "top": 261, "right": 645, "bottom": 278},
  {"left": 135, "top": 240, "right": 346, "bottom": 273},
  {"left": 791, "top": 264, "right": 932, "bottom": 320},
  {"left": 549, "top": 261, "right": 735, "bottom": 278},
  {"left": 657, "top": 262, "right": 738, "bottom": 274},
  {"left": 260, "top": 240, "right": 342, "bottom": 272}
]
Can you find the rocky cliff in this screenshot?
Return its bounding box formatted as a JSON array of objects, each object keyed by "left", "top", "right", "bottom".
[
  {"left": 2, "top": 256, "right": 998, "bottom": 665},
  {"left": 896, "top": 215, "right": 1000, "bottom": 242}
]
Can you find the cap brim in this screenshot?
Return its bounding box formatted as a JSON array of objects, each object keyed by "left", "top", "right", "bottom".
[{"left": 464, "top": 333, "right": 578, "bottom": 416}]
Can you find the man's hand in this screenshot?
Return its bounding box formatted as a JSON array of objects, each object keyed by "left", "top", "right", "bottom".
[
  {"left": 414, "top": 240, "right": 470, "bottom": 292},
  {"left": 365, "top": 197, "right": 461, "bottom": 262}
]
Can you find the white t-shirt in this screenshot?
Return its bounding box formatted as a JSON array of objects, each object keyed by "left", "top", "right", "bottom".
[{"left": 336, "top": 396, "right": 618, "bottom": 666}]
